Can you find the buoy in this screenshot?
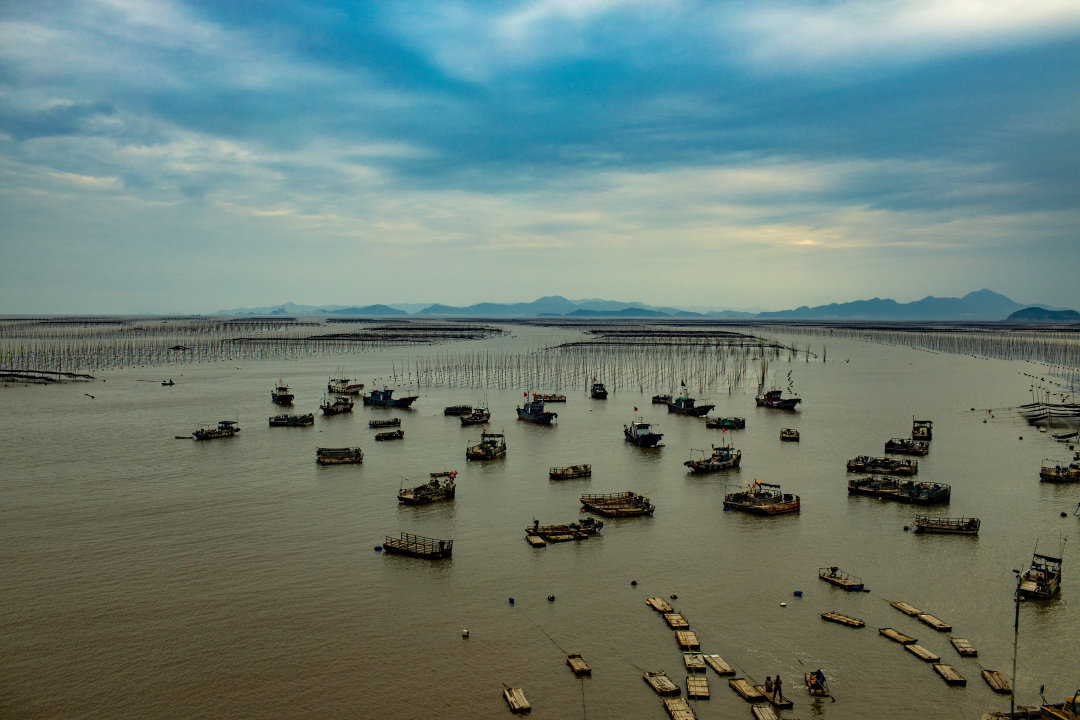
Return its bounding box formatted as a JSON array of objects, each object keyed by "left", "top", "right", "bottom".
[
  {"left": 1062, "top": 512, "right": 1068, "bottom": 518},
  {"left": 631, "top": 580, "right": 638, "bottom": 586},
  {"left": 374, "top": 546, "right": 382, "bottom": 552},
  {"left": 670, "top": 594, "right": 678, "bottom": 600},
  {"left": 903, "top": 525, "right": 909, "bottom": 531},
  {"left": 462, "top": 629, "right": 470, "bottom": 638},
  {"left": 509, "top": 597, "right": 515, "bottom": 605},
  {"left": 793, "top": 590, "right": 802, "bottom": 597},
  {"left": 547, "top": 594, "right": 555, "bottom": 602},
  {"left": 1019, "top": 436, "right": 1024, "bottom": 440},
  {"left": 780, "top": 602, "right": 787, "bottom": 607}
]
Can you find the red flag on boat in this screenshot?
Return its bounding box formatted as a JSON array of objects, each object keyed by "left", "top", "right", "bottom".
[
  {"left": 634, "top": 406, "right": 638, "bottom": 412},
  {"left": 524, "top": 391, "right": 527, "bottom": 397}
]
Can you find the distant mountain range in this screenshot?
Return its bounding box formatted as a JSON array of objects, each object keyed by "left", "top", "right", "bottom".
[{"left": 215, "top": 290, "right": 1077, "bottom": 322}]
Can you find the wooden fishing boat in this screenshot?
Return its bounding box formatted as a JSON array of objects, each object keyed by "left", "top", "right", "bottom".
[
  {"left": 890, "top": 600, "right": 922, "bottom": 616},
  {"left": 706, "top": 416, "right": 745, "bottom": 429},
  {"left": 624, "top": 418, "right": 664, "bottom": 447},
  {"left": 818, "top": 566, "right": 865, "bottom": 591},
  {"left": 374, "top": 429, "right": 404, "bottom": 441},
  {"left": 516, "top": 396, "right": 557, "bottom": 424},
  {"left": 193, "top": 420, "right": 240, "bottom": 440},
  {"left": 268, "top": 413, "right": 314, "bottom": 427},
  {"left": 327, "top": 377, "right": 363, "bottom": 395},
  {"left": 466, "top": 431, "right": 506, "bottom": 460},
  {"left": 651, "top": 393, "right": 672, "bottom": 405},
  {"left": 368, "top": 417, "right": 401, "bottom": 428},
  {"left": 682, "top": 651, "right": 706, "bottom": 672},
  {"left": 932, "top": 663, "right": 965, "bottom": 685},
  {"left": 779, "top": 428, "right": 799, "bottom": 442},
  {"left": 879, "top": 627, "right": 917, "bottom": 644},
  {"left": 665, "top": 612, "right": 689, "bottom": 629},
  {"left": 913, "top": 515, "right": 980, "bottom": 534},
  {"left": 702, "top": 654, "right": 735, "bottom": 675},
  {"left": 847, "top": 476, "right": 950, "bottom": 504},
  {"left": 643, "top": 670, "right": 681, "bottom": 696},
  {"left": 1018, "top": 551, "right": 1062, "bottom": 599},
  {"left": 362, "top": 387, "right": 418, "bottom": 408},
  {"left": 319, "top": 395, "right": 354, "bottom": 415},
  {"left": 751, "top": 706, "right": 778, "bottom": 720},
  {"left": 667, "top": 395, "right": 714, "bottom": 416},
  {"left": 754, "top": 684, "right": 792, "bottom": 709},
  {"left": 846, "top": 455, "right": 918, "bottom": 475},
  {"left": 684, "top": 444, "right": 741, "bottom": 473},
  {"left": 1040, "top": 458, "right": 1080, "bottom": 483},
  {"left": 885, "top": 437, "right": 929, "bottom": 455},
  {"left": 525, "top": 517, "right": 602, "bottom": 541},
  {"left": 270, "top": 380, "right": 294, "bottom": 405},
  {"left": 755, "top": 366, "right": 801, "bottom": 410},
  {"left": 950, "top": 637, "right": 977, "bottom": 657},
  {"left": 1041, "top": 691, "right": 1080, "bottom": 720},
  {"left": 397, "top": 471, "right": 456, "bottom": 505},
  {"left": 566, "top": 653, "right": 591, "bottom": 676},
  {"left": 315, "top": 447, "right": 363, "bottom": 465},
  {"left": 590, "top": 381, "right": 608, "bottom": 399},
  {"left": 805, "top": 669, "right": 829, "bottom": 697},
  {"left": 728, "top": 677, "right": 765, "bottom": 701},
  {"left": 580, "top": 491, "right": 655, "bottom": 517},
  {"left": 912, "top": 417, "right": 933, "bottom": 441},
  {"left": 443, "top": 404, "right": 472, "bottom": 416},
  {"left": 918, "top": 612, "right": 952, "bottom": 631},
  {"left": 723, "top": 481, "right": 800, "bottom": 515},
  {"left": 662, "top": 697, "right": 696, "bottom": 720},
  {"left": 459, "top": 407, "right": 491, "bottom": 425},
  {"left": 981, "top": 670, "right": 1012, "bottom": 694},
  {"left": 534, "top": 393, "right": 565, "bottom": 403},
  {"left": 381, "top": 532, "right": 452, "bottom": 559},
  {"left": 821, "top": 611, "right": 864, "bottom": 628},
  {"left": 905, "top": 644, "right": 940, "bottom": 662},
  {"left": 503, "top": 686, "right": 530, "bottom": 713},
  {"left": 548, "top": 464, "right": 591, "bottom": 479}
]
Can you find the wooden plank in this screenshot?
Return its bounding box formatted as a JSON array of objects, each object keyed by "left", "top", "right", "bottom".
[
  {"left": 890, "top": 600, "right": 923, "bottom": 616},
  {"left": 646, "top": 597, "right": 674, "bottom": 613},
  {"left": 933, "top": 663, "right": 966, "bottom": 686},
  {"left": 675, "top": 630, "right": 700, "bottom": 649},
  {"left": 905, "top": 643, "right": 941, "bottom": 662},
  {"left": 751, "top": 706, "right": 779, "bottom": 720},
  {"left": 728, "top": 677, "right": 765, "bottom": 701},
  {"left": 821, "top": 610, "right": 865, "bottom": 627},
  {"left": 981, "top": 669, "right": 1012, "bottom": 694},
  {"left": 879, "top": 627, "right": 918, "bottom": 644},
  {"left": 918, "top": 613, "right": 952, "bottom": 631},
  {"left": 754, "top": 686, "right": 793, "bottom": 709},
  {"left": 503, "top": 687, "right": 531, "bottom": 713},
  {"left": 662, "top": 697, "right": 697, "bottom": 720},
  {"left": 702, "top": 654, "right": 735, "bottom": 675},
  {"left": 683, "top": 652, "right": 707, "bottom": 673},
  {"left": 686, "top": 675, "right": 710, "bottom": 699},
  {"left": 665, "top": 612, "right": 690, "bottom": 629},
  {"left": 950, "top": 637, "right": 977, "bottom": 657}
]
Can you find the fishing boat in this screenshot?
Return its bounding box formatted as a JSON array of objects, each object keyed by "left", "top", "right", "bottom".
[
  {"left": 548, "top": 464, "right": 591, "bottom": 479},
  {"left": 643, "top": 670, "right": 681, "bottom": 696},
  {"left": 651, "top": 393, "right": 672, "bottom": 404},
  {"left": 192, "top": 420, "right": 240, "bottom": 440},
  {"left": 315, "top": 447, "right": 363, "bottom": 465},
  {"left": 1040, "top": 458, "right": 1080, "bottom": 483},
  {"left": 397, "top": 471, "right": 456, "bottom": 505},
  {"left": 319, "top": 395, "right": 354, "bottom": 415},
  {"left": 526, "top": 516, "right": 603, "bottom": 541},
  {"left": 268, "top": 413, "right": 314, "bottom": 427},
  {"left": 466, "top": 430, "right": 506, "bottom": 460},
  {"left": 805, "top": 669, "right": 829, "bottom": 697},
  {"left": 684, "top": 444, "right": 741, "bottom": 473},
  {"left": 590, "top": 381, "right": 608, "bottom": 399},
  {"left": 847, "top": 476, "right": 950, "bottom": 504},
  {"left": 780, "top": 428, "right": 800, "bottom": 442},
  {"left": 885, "top": 437, "right": 929, "bottom": 455},
  {"left": 443, "top": 404, "right": 472, "bottom": 416},
  {"left": 819, "top": 566, "right": 865, "bottom": 591},
  {"left": 755, "top": 364, "right": 801, "bottom": 409},
  {"left": 1041, "top": 690, "right": 1080, "bottom": 720},
  {"left": 362, "top": 387, "right": 418, "bottom": 408},
  {"left": 374, "top": 429, "right": 404, "bottom": 441},
  {"left": 722, "top": 480, "right": 800, "bottom": 515},
  {"left": 516, "top": 395, "right": 557, "bottom": 424},
  {"left": 327, "top": 377, "right": 364, "bottom": 395},
  {"left": 912, "top": 417, "right": 933, "bottom": 441},
  {"left": 503, "top": 687, "right": 530, "bottom": 714},
  {"left": 368, "top": 417, "right": 401, "bottom": 429},
  {"left": 270, "top": 380, "right": 294, "bottom": 405},
  {"left": 381, "top": 532, "right": 452, "bottom": 559},
  {"left": 912, "top": 516, "right": 980, "bottom": 534},
  {"left": 161, "top": 379, "right": 175, "bottom": 386},
  {"left": 1017, "top": 551, "right": 1062, "bottom": 600},
  {"left": 459, "top": 407, "right": 491, "bottom": 426},
  {"left": 580, "top": 491, "right": 655, "bottom": 517},
  {"left": 845, "top": 455, "right": 918, "bottom": 475},
  {"left": 624, "top": 418, "right": 664, "bottom": 447},
  {"left": 566, "top": 653, "right": 591, "bottom": 677},
  {"left": 666, "top": 395, "right": 714, "bottom": 417},
  {"left": 534, "top": 393, "right": 566, "bottom": 403},
  {"left": 706, "top": 416, "right": 745, "bottom": 430}
]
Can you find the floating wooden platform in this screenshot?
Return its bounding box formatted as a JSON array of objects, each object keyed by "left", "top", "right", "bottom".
[
  {"left": 754, "top": 686, "right": 793, "bottom": 709},
  {"left": 665, "top": 612, "right": 690, "bottom": 629},
  {"left": 644, "top": 670, "right": 681, "bottom": 696},
  {"left": 950, "top": 637, "right": 977, "bottom": 657},
  {"left": 381, "top": 532, "right": 453, "bottom": 559},
  {"left": 905, "top": 643, "right": 941, "bottom": 662},
  {"left": 702, "top": 654, "right": 735, "bottom": 675},
  {"left": 819, "top": 566, "right": 865, "bottom": 591},
  {"left": 728, "top": 677, "right": 765, "bottom": 701},
  {"left": 686, "top": 675, "right": 710, "bottom": 699},
  {"left": 822, "top": 610, "right": 865, "bottom": 627},
  {"left": 751, "top": 705, "right": 780, "bottom": 720},
  {"left": 675, "top": 630, "right": 700, "bottom": 649},
  {"left": 683, "top": 652, "right": 706, "bottom": 673},
  {"left": 646, "top": 597, "right": 674, "bottom": 613},
  {"left": 981, "top": 669, "right": 1012, "bottom": 694},
  {"left": 503, "top": 687, "right": 531, "bottom": 713},
  {"left": 525, "top": 535, "right": 546, "bottom": 547},
  {"left": 880, "top": 627, "right": 918, "bottom": 644},
  {"left": 918, "top": 612, "right": 952, "bottom": 631},
  {"left": 933, "top": 663, "right": 966, "bottom": 685},
  {"left": 891, "top": 600, "right": 923, "bottom": 616},
  {"left": 662, "top": 697, "right": 697, "bottom": 720},
  {"left": 566, "top": 653, "right": 591, "bottom": 676}
]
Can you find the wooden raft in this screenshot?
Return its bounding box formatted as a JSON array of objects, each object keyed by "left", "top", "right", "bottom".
[
  {"left": 905, "top": 644, "right": 941, "bottom": 662},
  {"left": 647, "top": 597, "right": 674, "bottom": 613},
  {"left": 503, "top": 687, "right": 531, "bottom": 713},
  {"left": 933, "top": 663, "right": 966, "bottom": 686},
  {"left": 566, "top": 653, "right": 591, "bottom": 676},
  {"left": 754, "top": 686, "right": 793, "bottom": 709},
  {"left": 675, "top": 630, "right": 700, "bottom": 649},
  {"left": 728, "top": 677, "right": 765, "bottom": 701},
  {"left": 822, "top": 610, "right": 865, "bottom": 627},
  {"left": 918, "top": 612, "right": 952, "bottom": 631},
  {"left": 526, "top": 535, "right": 546, "bottom": 547},
  {"left": 683, "top": 652, "right": 707, "bottom": 673},
  {"left": 644, "top": 671, "right": 681, "bottom": 696},
  {"left": 950, "top": 637, "right": 977, "bottom": 657},
  {"left": 702, "top": 654, "right": 735, "bottom": 675},
  {"left": 981, "top": 669, "right": 1012, "bottom": 694},
  {"left": 686, "top": 675, "right": 710, "bottom": 699},
  {"left": 751, "top": 706, "right": 780, "bottom": 720},
  {"left": 664, "top": 612, "right": 690, "bottom": 629},
  {"left": 879, "top": 627, "right": 917, "bottom": 644},
  {"left": 890, "top": 600, "right": 922, "bottom": 616},
  {"left": 662, "top": 697, "right": 697, "bottom": 720}
]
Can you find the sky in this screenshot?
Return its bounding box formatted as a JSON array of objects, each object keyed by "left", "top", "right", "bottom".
[{"left": 1, "top": 0, "right": 1079, "bottom": 315}]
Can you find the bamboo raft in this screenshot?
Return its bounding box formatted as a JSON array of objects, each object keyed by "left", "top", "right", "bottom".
[
  {"left": 879, "top": 627, "right": 918, "bottom": 644},
  {"left": 682, "top": 652, "right": 706, "bottom": 673},
  {"left": 822, "top": 610, "right": 865, "bottom": 627},
  {"left": 905, "top": 644, "right": 941, "bottom": 662},
  {"left": 566, "top": 653, "right": 591, "bottom": 676},
  {"left": 646, "top": 597, "right": 674, "bottom": 613},
  {"left": 751, "top": 706, "right": 779, "bottom": 720},
  {"left": 503, "top": 687, "right": 531, "bottom": 713},
  {"left": 675, "top": 630, "right": 700, "bottom": 650},
  {"left": 702, "top": 654, "right": 735, "bottom": 675},
  {"left": 525, "top": 535, "right": 546, "bottom": 547},
  {"left": 686, "top": 675, "right": 710, "bottom": 699},
  {"left": 380, "top": 532, "right": 452, "bottom": 559},
  {"left": 918, "top": 612, "right": 952, "bottom": 631},
  {"left": 644, "top": 670, "right": 681, "bottom": 696},
  {"left": 981, "top": 669, "right": 1012, "bottom": 694},
  {"left": 754, "top": 686, "right": 793, "bottom": 709},
  {"left": 933, "top": 663, "right": 966, "bottom": 686},
  {"left": 728, "top": 677, "right": 765, "bottom": 701},
  {"left": 665, "top": 612, "right": 690, "bottom": 629},
  {"left": 662, "top": 697, "right": 696, "bottom": 720},
  {"left": 890, "top": 600, "right": 922, "bottom": 616},
  {"left": 950, "top": 637, "right": 977, "bottom": 657}
]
